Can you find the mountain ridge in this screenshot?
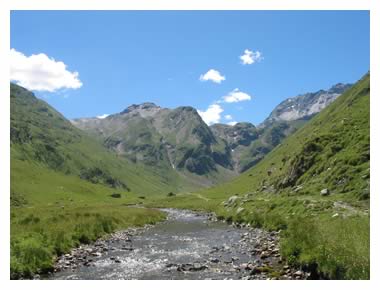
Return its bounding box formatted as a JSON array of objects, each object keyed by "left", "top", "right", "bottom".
[{"left": 71, "top": 82, "right": 352, "bottom": 176}]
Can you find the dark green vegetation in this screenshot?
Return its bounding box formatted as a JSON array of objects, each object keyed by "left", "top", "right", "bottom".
[{"left": 147, "top": 74, "right": 370, "bottom": 279}]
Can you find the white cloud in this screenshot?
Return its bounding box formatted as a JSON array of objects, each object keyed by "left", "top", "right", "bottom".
[
  {"left": 97, "top": 114, "right": 109, "bottom": 119},
  {"left": 227, "top": 121, "right": 238, "bottom": 126},
  {"left": 199, "top": 69, "right": 225, "bottom": 84},
  {"left": 197, "top": 104, "right": 223, "bottom": 125},
  {"left": 10, "top": 48, "right": 82, "bottom": 92},
  {"left": 224, "top": 114, "right": 233, "bottom": 120},
  {"left": 240, "top": 49, "right": 262, "bottom": 65},
  {"left": 221, "top": 88, "right": 252, "bottom": 103}
]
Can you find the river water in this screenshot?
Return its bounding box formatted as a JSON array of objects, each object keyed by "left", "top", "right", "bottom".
[{"left": 52, "top": 208, "right": 269, "bottom": 280}]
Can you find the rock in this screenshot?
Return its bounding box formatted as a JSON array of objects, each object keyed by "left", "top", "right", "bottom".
[
  {"left": 177, "top": 263, "right": 207, "bottom": 272},
  {"left": 260, "top": 252, "right": 269, "bottom": 259},
  {"left": 114, "top": 259, "right": 121, "bottom": 263},
  {"left": 91, "top": 252, "right": 102, "bottom": 257},
  {"left": 165, "top": 263, "right": 176, "bottom": 268},
  {"left": 210, "top": 258, "right": 220, "bottom": 263},
  {"left": 294, "top": 270, "right": 303, "bottom": 276},
  {"left": 320, "top": 188, "right": 330, "bottom": 196},
  {"left": 236, "top": 207, "right": 245, "bottom": 214},
  {"left": 190, "top": 263, "right": 207, "bottom": 271},
  {"left": 249, "top": 266, "right": 262, "bottom": 275},
  {"left": 223, "top": 195, "right": 240, "bottom": 207},
  {"left": 293, "top": 185, "right": 303, "bottom": 192},
  {"left": 332, "top": 213, "right": 339, "bottom": 218}
]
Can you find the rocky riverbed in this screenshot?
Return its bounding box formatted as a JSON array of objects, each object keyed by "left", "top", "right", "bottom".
[{"left": 50, "top": 209, "right": 309, "bottom": 280}]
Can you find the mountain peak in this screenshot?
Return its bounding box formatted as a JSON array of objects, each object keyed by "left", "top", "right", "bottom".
[
  {"left": 121, "top": 102, "right": 160, "bottom": 114},
  {"left": 263, "top": 82, "right": 352, "bottom": 123},
  {"left": 328, "top": 83, "right": 352, "bottom": 94}
]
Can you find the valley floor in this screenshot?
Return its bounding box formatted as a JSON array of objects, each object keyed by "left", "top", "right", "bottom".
[{"left": 144, "top": 191, "right": 370, "bottom": 280}]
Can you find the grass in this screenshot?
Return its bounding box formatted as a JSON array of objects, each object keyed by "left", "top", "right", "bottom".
[
  {"left": 281, "top": 215, "right": 369, "bottom": 279},
  {"left": 11, "top": 204, "right": 165, "bottom": 279},
  {"left": 10, "top": 157, "right": 168, "bottom": 279}
]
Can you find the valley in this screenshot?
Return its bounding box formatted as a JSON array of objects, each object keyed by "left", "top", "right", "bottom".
[{"left": 10, "top": 73, "right": 370, "bottom": 280}]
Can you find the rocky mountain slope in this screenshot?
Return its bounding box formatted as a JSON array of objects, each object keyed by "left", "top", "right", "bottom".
[
  {"left": 210, "top": 83, "right": 352, "bottom": 172},
  {"left": 72, "top": 103, "right": 235, "bottom": 185},
  {"left": 262, "top": 83, "right": 352, "bottom": 124},
  {"left": 72, "top": 82, "right": 351, "bottom": 178}
]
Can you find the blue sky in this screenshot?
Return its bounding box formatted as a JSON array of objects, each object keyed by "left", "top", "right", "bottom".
[{"left": 10, "top": 11, "right": 369, "bottom": 125}]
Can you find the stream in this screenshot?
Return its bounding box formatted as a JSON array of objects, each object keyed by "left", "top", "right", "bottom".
[{"left": 51, "top": 208, "right": 296, "bottom": 280}]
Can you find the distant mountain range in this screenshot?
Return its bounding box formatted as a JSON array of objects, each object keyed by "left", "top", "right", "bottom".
[{"left": 72, "top": 82, "right": 352, "bottom": 176}]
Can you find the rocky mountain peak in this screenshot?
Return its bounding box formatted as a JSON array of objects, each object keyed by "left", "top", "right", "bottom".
[
  {"left": 121, "top": 102, "right": 160, "bottom": 113},
  {"left": 263, "top": 82, "right": 352, "bottom": 124},
  {"left": 327, "top": 83, "right": 352, "bottom": 94},
  {"left": 120, "top": 102, "right": 161, "bottom": 118}
]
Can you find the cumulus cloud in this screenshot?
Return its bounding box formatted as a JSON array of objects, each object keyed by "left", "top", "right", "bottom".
[
  {"left": 240, "top": 49, "right": 262, "bottom": 65},
  {"left": 224, "top": 114, "right": 233, "bottom": 120},
  {"left": 221, "top": 88, "right": 252, "bottom": 103},
  {"left": 199, "top": 69, "right": 225, "bottom": 84},
  {"left": 227, "top": 121, "right": 238, "bottom": 126},
  {"left": 97, "top": 114, "right": 109, "bottom": 119},
  {"left": 10, "top": 48, "right": 82, "bottom": 92},
  {"left": 197, "top": 104, "right": 224, "bottom": 125}
]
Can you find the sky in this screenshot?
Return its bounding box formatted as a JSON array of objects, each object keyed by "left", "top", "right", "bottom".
[{"left": 10, "top": 11, "right": 369, "bottom": 125}]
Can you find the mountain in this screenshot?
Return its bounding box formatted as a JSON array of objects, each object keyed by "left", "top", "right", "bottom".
[
  {"left": 72, "top": 82, "right": 352, "bottom": 179},
  {"left": 72, "top": 103, "right": 236, "bottom": 186},
  {"left": 10, "top": 83, "right": 195, "bottom": 206},
  {"left": 210, "top": 83, "right": 352, "bottom": 173},
  {"left": 178, "top": 73, "right": 369, "bottom": 279},
  {"left": 262, "top": 83, "right": 352, "bottom": 124}
]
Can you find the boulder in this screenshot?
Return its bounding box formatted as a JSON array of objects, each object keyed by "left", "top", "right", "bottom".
[
  {"left": 320, "top": 188, "right": 330, "bottom": 196},
  {"left": 223, "top": 195, "right": 240, "bottom": 207}
]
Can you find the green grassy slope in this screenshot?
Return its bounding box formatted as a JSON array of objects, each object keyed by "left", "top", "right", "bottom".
[
  {"left": 149, "top": 73, "right": 370, "bottom": 279},
  {"left": 10, "top": 83, "right": 195, "bottom": 197},
  {"left": 10, "top": 83, "right": 176, "bottom": 278}
]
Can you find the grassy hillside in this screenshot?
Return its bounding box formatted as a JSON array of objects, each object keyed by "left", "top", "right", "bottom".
[
  {"left": 10, "top": 84, "right": 178, "bottom": 278},
  {"left": 148, "top": 73, "right": 370, "bottom": 279},
  {"left": 10, "top": 83, "right": 197, "bottom": 196}
]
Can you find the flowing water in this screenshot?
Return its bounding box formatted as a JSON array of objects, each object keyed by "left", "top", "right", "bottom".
[{"left": 52, "top": 209, "right": 262, "bottom": 280}]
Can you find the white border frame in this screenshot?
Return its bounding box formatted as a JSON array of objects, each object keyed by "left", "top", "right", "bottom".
[{"left": 1, "top": 1, "right": 378, "bottom": 290}]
